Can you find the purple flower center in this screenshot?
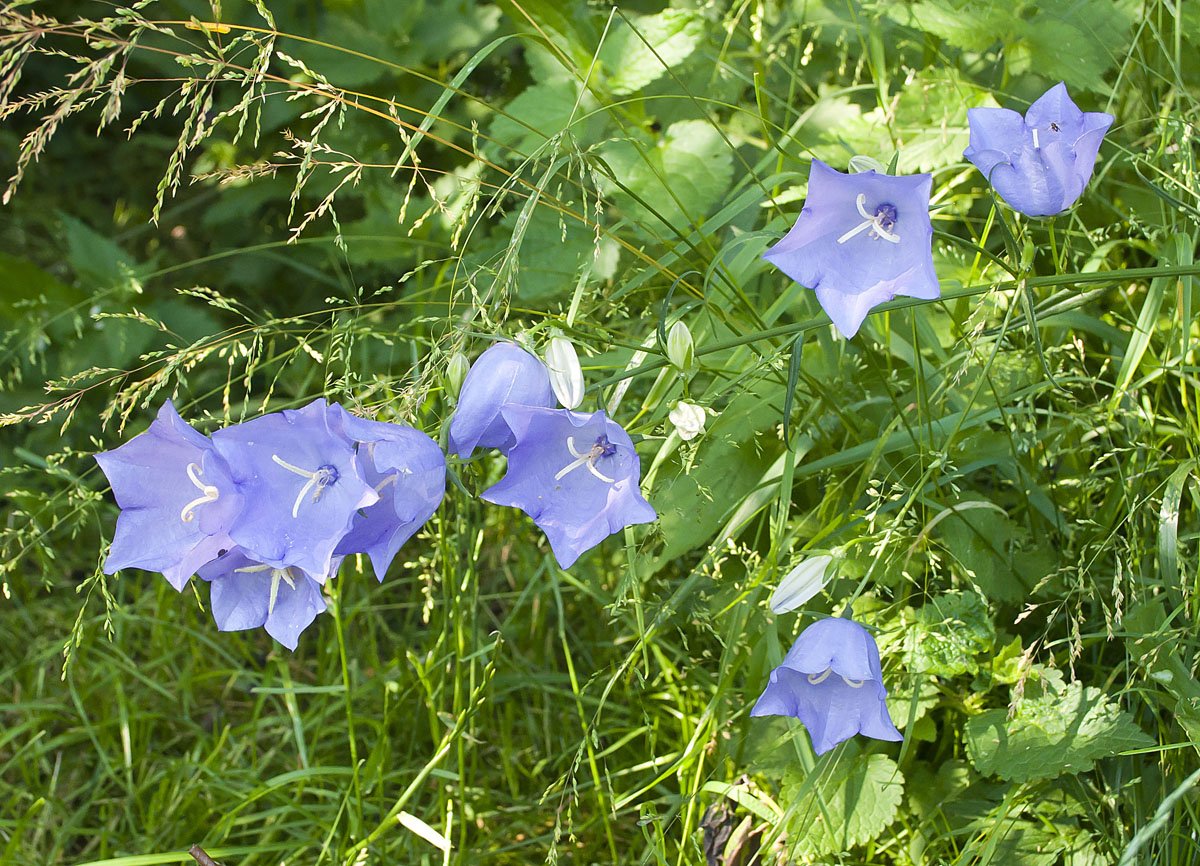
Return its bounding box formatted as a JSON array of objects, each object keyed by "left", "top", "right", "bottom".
[
  {"left": 554, "top": 434, "right": 618, "bottom": 484},
  {"left": 272, "top": 454, "right": 340, "bottom": 517},
  {"left": 837, "top": 194, "right": 901, "bottom": 245}
]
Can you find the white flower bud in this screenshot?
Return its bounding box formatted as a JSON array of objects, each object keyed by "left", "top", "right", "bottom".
[
  {"left": 545, "top": 335, "right": 584, "bottom": 410},
  {"left": 770, "top": 554, "right": 834, "bottom": 613},
  {"left": 668, "top": 400, "right": 706, "bottom": 441},
  {"left": 666, "top": 320, "right": 695, "bottom": 372},
  {"left": 848, "top": 155, "right": 888, "bottom": 174},
  {"left": 446, "top": 351, "right": 470, "bottom": 399}
]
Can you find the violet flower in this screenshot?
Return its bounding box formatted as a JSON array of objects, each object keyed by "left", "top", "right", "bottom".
[
  {"left": 198, "top": 548, "right": 334, "bottom": 650},
  {"left": 94, "top": 399, "right": 242, "bottom": 590},
  {"left": 211, "top": 399, "right": 377, "bottom": 579},
  {"left": 448, "top": 342, "right": 556, "bottom": 457},
  {"left": 751, "top": 617, "right": 902, "bottom": 755},
  {"left": 763, "top": 160, "right": 940, "bottom": 338},
  {"left": 331, "top": 406, "right": 446, "bottom": 580},
  {"left": 481, "top": 406, "right": 656, "bottom": 568},
  {"left": 964, "top": 82, "right": 1113, "bottom": 217}
]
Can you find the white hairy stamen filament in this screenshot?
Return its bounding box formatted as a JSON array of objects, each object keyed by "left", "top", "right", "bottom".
[
  {"left": 179, "top": 462, "right": 220, "bottom": 523},
  {"left": 554, "top": 436, "right": 616, "bottom": 484},
  {"left": 272, "top": 454, "right": 324, "bottom": 519},
  {"left": 234, "top": 563, "right": 296, "bottom": 616},
  {"left": 836, "top": 193, "right": 901, "bottom": 245},
  {"left": 1032, "top": 127, "right": 1040, "bottom": 149},
  {"left": 806, "top": 668, "right": 867, "bottom": 688}
]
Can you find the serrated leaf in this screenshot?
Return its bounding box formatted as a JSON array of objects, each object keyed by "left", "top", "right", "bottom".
[
  {"left": 598, "top": 9, "right": 704, "bottom": 96},
  {"left": 489, "top": 79, "right": 596, "bottom": 155},
  {"left": 936, "top": 503, "right": 1053, "bottom": 604},
  {"left": 781, "top": 753, "right": 905, "bottom": 857},
  {"left": 965, "top": 682, "right": 1154, "bottom": 784},
  {"left": 905, "top": 591, "right": 995, "bottom": 677},
  {"left": 599, "top": 119, "right": 734, "bottom": 230}
]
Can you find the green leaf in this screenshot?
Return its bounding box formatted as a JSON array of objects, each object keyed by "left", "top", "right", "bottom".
[
  {"left": 781, "top": 753, "right": 905, "bottom": 857},
  {"left": 490, "top": 79, "right": 595, "bottom": 155},
  {"left": 904, "top": 591, "right": 995, "bottom": 677},
  {"left": 597, "top": 9, "right": 704, "bottom": 96},
  {"left": 965, "top": 681, "right": 1154, "bottom": 784},
  {"left": 599, "top": 119, "right": 734, "bottom": 230},
  {"left": 935, "top": 502, "right": 1053, "bottom": 604}
]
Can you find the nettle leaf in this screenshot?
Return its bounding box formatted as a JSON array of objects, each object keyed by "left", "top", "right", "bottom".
[
  {"left": 935, "top": 502, "right": 1054, "bottom": 604},
  {"left": 905, "top": 591, "right": 995, "bottom": 677},
  {"left": 490, "top": 79, "right": 598, "bottom": 155},
  {"left": 965, "top": 681, "right": 1154, "bottom": 784},
  {"left": 781, "top": 753, "right": 905, "bottom": 857},
  {"left": 890, "top": 69, "right": 996, "bottom": 172},
  {"left": 598, "top": 9, "right": 704, "bottom": 96},
  {"left": 599, "top": 120, "right": 734, "bottom": 231}
]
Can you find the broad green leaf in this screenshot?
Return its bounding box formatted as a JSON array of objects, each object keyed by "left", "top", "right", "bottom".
[
  {"left": 905, "top": 591, "right": 995, "bottom": 677},
  {"left": 597, "top": 9, "right": 704, "bottom": 96},
  {"left": 599, "top": 119, "right": 734, "bottom": 231},
  {"left": 965, "top": 681, "right": 1154, "bottom": 784},
  {"left": 935, "top": 503, "right": 1054, "bottom": 604},
  {"left": 490, "top": 79, "right": 596, "bottom": 155},
  {"left": 782, "top": 753, "right": 905, "bottom": 857}
]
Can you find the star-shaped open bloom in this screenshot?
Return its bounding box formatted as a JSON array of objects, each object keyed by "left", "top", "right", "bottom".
[
  {"left": 94, "top": 400, "right": 243, "bottom": 590},
  {"left": 198, "top": 548, "right": 334, "bottom": 650},
  {"left": 763, "top": 160, "right": 939, "bottom": 338},
  {"left": 751, "top": 617, "right": 902, "bottom": 755},
  {"left": 964, "top": 82, "right": 1113, "bottom": 217},
  {"left": 211, "top": 399, "right": 377, "bottom": 578},
  {"left": 331, "top": 406, "right": 446, "bottom": 580},
  {"left": 448, "top": 342, "right": 556, "bottom": 457},
  {"left": 481, "top": 407, "right": 656, "bottom": 568}
]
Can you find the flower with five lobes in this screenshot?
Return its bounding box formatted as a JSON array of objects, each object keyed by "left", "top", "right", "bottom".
[
  {"left": 198, "top": 548, "right": 335, "bottom": 651},
  {"left": 211, "top": 399, "right": 378, "bottom": 580},
  {"left": 752, "top": 617, "right": 902, "bottom": 755},
  {"left": 763, "top": 160, "right": 940, "bottom": 338},
  {"left": 482, "top": 407, "right": 656, "bottom": 568},
  {"left": 94, "top": 400, "right": 243, "bottom": 591},
  {"left": 330, "top": 405, "right": 446, "bottom": 581},
  {"left": 448, "top": 341, "right": 556, "bottom": 457},
  {"left": 963, "top": 81, "right": 1113, "bottom": 217}
]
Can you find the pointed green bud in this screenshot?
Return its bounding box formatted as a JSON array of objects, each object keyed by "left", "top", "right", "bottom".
[
  {"left": 666, "top": 320, "right": 695, "bottom": 372},
  {"left": 446, "top": 351, "right": 470, "bottom": 399}
]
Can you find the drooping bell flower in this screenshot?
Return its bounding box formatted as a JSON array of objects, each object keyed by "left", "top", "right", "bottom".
[
  {"left": 448, "top": 342, "right": 556, "bottom": 457},
  {"left": 330, "top": 406, "right": 446, "bottom": 580},
  {"left": 963, "top": 81, "right": 1113, "bottom": 217},
  {"left": 94, "top": 399, "right": 243, "bottom": 590},
  {"left": 481, "top": 406, "right": 656, "bottom": 568},
  {"left": 763, "top": 160, "right": 940, "bottom": 338},
  {"left": 211, "top": 399, "right": 378, "bottom": 578},
  {"left": 198, "top": 548, "right": 334, "bottom": 650},
  {"left": 751, "top": 617, "right": 902, "bottom": 755}
]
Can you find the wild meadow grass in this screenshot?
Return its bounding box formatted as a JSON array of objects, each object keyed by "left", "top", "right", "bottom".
[{"left": 1, "top": 0, "right": 1198, "bottom": 864}]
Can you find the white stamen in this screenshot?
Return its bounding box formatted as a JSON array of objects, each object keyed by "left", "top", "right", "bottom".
[
  {"left": 836, "top": 193, "right": 901, "bottom": 245},
  {"left": 271, "top": 453, "right": 330, "bottom": 519},
  {"left": 1032, "top": 127, "right": 1040, "bottom": 149},
  {"left": 374, "top": 474, "right": 398, "bottom": 494},
  {"left": 807, "top": 669, "right": 833, "bottom": 685},
  {"left": 842, "top": 677, "right": 865, "bottom": 688},
  {"left": 554, "top": 436, "right": 616, "bottom": 484},
  {"left": 179, "top": 462, "right": 220, "bottom": 523},
  {"left": 235, "top": 563, "right": 296, "bottom": 616}
]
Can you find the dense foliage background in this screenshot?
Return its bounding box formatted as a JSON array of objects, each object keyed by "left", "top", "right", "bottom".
[{"left": 2, "top": 0, "right": 1199, "bottom": 863}]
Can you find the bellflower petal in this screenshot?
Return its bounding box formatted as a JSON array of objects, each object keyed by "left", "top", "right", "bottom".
[
  {"left": 211, "top": 399, "right": 377, "bottom": 577},
  {"left": 95, "top": 399, "right": 242, "bottom": 590},
  {"left": 481, "top": 406, "right": 656, "bottom": 568},
  {"left": 448, "top": 342, "right": 556, "bottom": 457},
  {"left": 763, "top": 160, "right": 940, "bottom": 338},
  {"left": 964, "top": 82, "right": 1113, "bottom": 216},
  {"left": 198, "top": 548, "right": 333, "bottom": 650},
  {"left": 330, "top": 406, "right": 446, "bottom": 580},
  {"left": 751, "top": 617, "right": 902, "bottom": 755}
]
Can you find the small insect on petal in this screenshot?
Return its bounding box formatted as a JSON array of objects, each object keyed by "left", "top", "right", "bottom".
[{"left": 769, "top": 554, "right": 833, "bottom": 613}]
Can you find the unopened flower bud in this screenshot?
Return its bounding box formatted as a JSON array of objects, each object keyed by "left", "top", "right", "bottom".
[
  {"left": 668, "top": 401, "right": 706, "bottom": 441},
  {"left": 545, "top": 335, "right": 584, "bottom": 410},
  {"left": 446, "top": 352, "right": 470, "bottom": 399},
  {"left": 666, "top": 320, "right": 695, "bottom": 372},
  {"left": 769, "top": 554, "right": 834, "bottom": 613},
  {"left": 848, "top": 155, "right": 888, "bottom": 174}
]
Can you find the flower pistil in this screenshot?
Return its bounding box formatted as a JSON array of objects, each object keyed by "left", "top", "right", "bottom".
[
  {"left": 179, "top": 462, "right": 221, "bottom": 523},
  {"left": 554, "top": 435, "right": 618, "bottom": 484},
  {"left": 836, "top": 194, "right": 900, "bottom": 245},
  {"left": 271, "top": 454, "right": 340, "bottom": 518}
]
